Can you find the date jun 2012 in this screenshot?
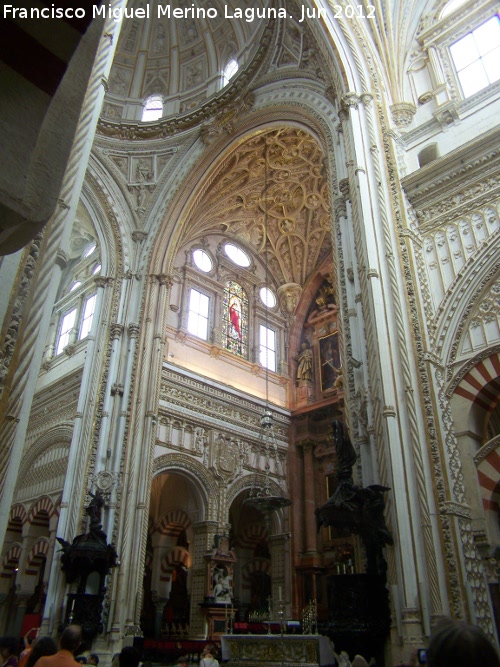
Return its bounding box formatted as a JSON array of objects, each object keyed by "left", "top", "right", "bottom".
[{"left": 330, "top": 4, "right": 376, "bottom": 19}]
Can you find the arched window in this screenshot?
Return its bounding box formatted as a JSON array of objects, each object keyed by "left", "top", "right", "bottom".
[
  {"left": 142, "top": 95, "right": 163, "bottom": 122},
  {"left": 222, "top": 59, "right": 239, "bottom": 87},
  {"left": 222, "top": 281, "right": 248, "bottom": 357}
]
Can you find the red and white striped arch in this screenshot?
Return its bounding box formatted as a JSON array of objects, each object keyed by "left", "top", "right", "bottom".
[
  {"left": 25, "top": 538, "right": 50, "bottom": 576},
  {"left": 453, "top": 352, "right": 500, "bottom": 516},
  {"left": 159, "top": 547, "right": 191, "bottom": 582},
  {"left": 236, "top": 523, "right": 268, "bottom": 550},
  {"left": 27, "top": 496, "right": 57, "bottom": 526},
  {"left": 1, "top": 544, "right": 22, "bottom": 579},
  {"left": 240, "top": 558, "right": 271, "bottom": 591},
  {"left": 453, "top": 353, "right": 500, "bottom": 410},
  {"left": 477, "top": 447, "right": 500, "bottom": 514},
  {"left": 154, "top": 509, "right": 191, "bottom": 537},
  {"left": 8, "top": 504, "right": 27, "bottom": 534}
]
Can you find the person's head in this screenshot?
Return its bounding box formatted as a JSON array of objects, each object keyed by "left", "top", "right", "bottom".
[
  {"left": 352, "top": 656, "right": 369, "bottom": 667},
  {"left": 118, "top": 646, "right": 140, "bottom": 667},
  {"left": 88, "top": 654, "right": 99, "bottom": 666},
  {"left": 59, "top": 625, "right": 82, "bottom": 654},
  {"left": 25, "top": 636, "right": 57, "bottom": 667},
  {"left": 202, "top": 645, "right": 215, "bottom": 657},
  {"left": 0, "top": 637, "right": 18, "bottom": 659},
  {"left": 177, "top": 656, "right": 189, "bottom": 666},
  {"left": 427, "top": 618, "right": 500, "bottom": 667}
]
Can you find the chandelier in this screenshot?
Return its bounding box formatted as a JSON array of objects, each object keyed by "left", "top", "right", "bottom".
[{"left": 245, "top": 134, "right": 291, "bottom": 517}]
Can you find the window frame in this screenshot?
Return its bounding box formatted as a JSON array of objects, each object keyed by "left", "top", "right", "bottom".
[
  {"left": 416, "top": 1, "right": 500, "bottom": 110},
  {"left": 258, "top": 323, "right": 277, "bottom": 372},
  {"left": 187, "top": 287, "right": 211, "bottom": 341},
  {"left": 141, "top": 95, "right": 164, "bottom": 122}
]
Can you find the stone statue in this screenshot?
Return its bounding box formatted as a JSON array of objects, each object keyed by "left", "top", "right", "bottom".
[{"left": 296, "top": 342, "right": 313, "bottom": 382}]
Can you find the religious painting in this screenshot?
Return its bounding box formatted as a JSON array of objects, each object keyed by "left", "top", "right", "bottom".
[
  {"left": 222, "top": 281, "right": 248, "bottom": 357},
  {"left": 319, "top": 332, "right": 341, "bottom": 392}
]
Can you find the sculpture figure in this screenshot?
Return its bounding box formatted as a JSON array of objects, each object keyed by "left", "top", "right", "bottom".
[
  {"left": 296, "top": 342, "right": 313, "bottom": 382},
  {"left": 316, "top": 419, "right": 393, "bottom": 578}
]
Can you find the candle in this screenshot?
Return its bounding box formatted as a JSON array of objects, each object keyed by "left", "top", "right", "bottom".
[{"left": 278, "top": 586, "right": 282, "bottom": 601}]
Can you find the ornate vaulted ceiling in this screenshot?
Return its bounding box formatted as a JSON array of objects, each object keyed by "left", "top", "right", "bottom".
[
  {"left": 105, "top": 0, "right": 267, "bottom": 120},
  {"left": 179, "top": 128, "right": 331, "bottom": 289}
]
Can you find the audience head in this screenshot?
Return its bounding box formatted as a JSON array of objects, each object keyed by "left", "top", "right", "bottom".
[
  {"left": 89, "top": 654, "right": 99, "bottom": 666},
  {"left": 118, "top": 646, "right": 140, "bottom": 667},
  {"left": 25, "top": 637, "right": 57, "bottom": 667},
  {"left": 427, "top": 617, "right": 500, "bottom": 667},
  {"left": 352, "top": 656, "right": 369, "bottom": 667},
  {"left": 59, "top": 625, "right": 82, "bottom": 654},
  {"left": 0, "top": 637, "right": 19, "bottom": 658}
]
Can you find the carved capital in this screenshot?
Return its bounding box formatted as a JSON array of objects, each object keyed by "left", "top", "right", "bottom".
[
  {"left": 128, "top": 323, "right": 140, "bottom": 339},
  {"left": 390, "top": 102, "right": 417, "bottom": 128},
  {"left": 110, "top": 323, "right": 124, "bottom": 340},
  {"left": 55, "top": 249, "right": 68, "bottom": 270},
  {"left": 132, "top": 230, "right": 148, "bottom": 243}
]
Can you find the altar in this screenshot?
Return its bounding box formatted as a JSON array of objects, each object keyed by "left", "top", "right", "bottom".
[{"left": 221, "top": 634, "right": 336, "bottom": 667}]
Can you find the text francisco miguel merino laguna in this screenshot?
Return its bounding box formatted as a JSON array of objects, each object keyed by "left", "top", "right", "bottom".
[{"left": 3, "top": 4, "right": 324, "bottom": 22}]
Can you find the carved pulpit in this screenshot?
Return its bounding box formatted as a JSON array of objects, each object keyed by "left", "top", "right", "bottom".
[
  {"left": 200, "top": 535, "right": 237, "bottom": 640},
  {"left": 57, "top": 490, "right": 118, "bottom": 639}
]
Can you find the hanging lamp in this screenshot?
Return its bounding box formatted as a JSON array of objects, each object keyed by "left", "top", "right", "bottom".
[{"left": 245, "top": 134, "right": 291, "bottom": 517}]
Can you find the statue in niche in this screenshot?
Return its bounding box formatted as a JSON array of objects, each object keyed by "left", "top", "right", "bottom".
[
  {"left": 296, "top": 342, "right": 313, "bottom": 383},
  {"left": 213, "top": 565, "right": 232, "bottom": 601},
  {"left": 316, "top": 420, "right": 393, "bottom": 578}
]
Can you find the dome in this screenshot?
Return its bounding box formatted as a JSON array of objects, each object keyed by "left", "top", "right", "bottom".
[{"left": 101, "top": 0, "right": 268, "bottom": 124}]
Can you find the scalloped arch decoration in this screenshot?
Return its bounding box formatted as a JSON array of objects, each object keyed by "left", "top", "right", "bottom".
[
  {"left": 453, "top": 352, "right": 500, "bottom": 410},
  {"left": 1, "top": 543, "right": 22, "bottom": 578},
  {"left": 28, "top": 496, "right": 57, "bottom": 525},
  {"left": 8, "top": 504, "right": 27, "bottom": 528}
]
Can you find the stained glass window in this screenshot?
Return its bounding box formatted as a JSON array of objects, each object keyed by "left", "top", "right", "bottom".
[{"left": 222, "top": 281, "right": 248, "bottom": 357}]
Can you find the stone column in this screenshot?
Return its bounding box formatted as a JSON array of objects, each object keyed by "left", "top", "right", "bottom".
[{"left": 302, "top": 442, "right": 318, "bottom": 556}]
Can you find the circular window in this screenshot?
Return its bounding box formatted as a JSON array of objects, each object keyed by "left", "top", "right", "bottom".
[
  {"left": 224, "top": 243, "right": 250, "bottom": 267},
  {"left": 193, "top": 248, "right": 213, "bottom": 273},
  {"left": 260, "top": 286, "right": 276, "bottom": 308}
]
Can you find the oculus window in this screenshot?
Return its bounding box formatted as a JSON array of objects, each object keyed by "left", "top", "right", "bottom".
[
  {"left": 224, "top": 243, "right": 251, "bottom": 267},
  {"left": 193, "top": 249, "right": 213, "bottom": 273},
  {"left": 259, "top": 287, "right": 276, "bottom": 308}
]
